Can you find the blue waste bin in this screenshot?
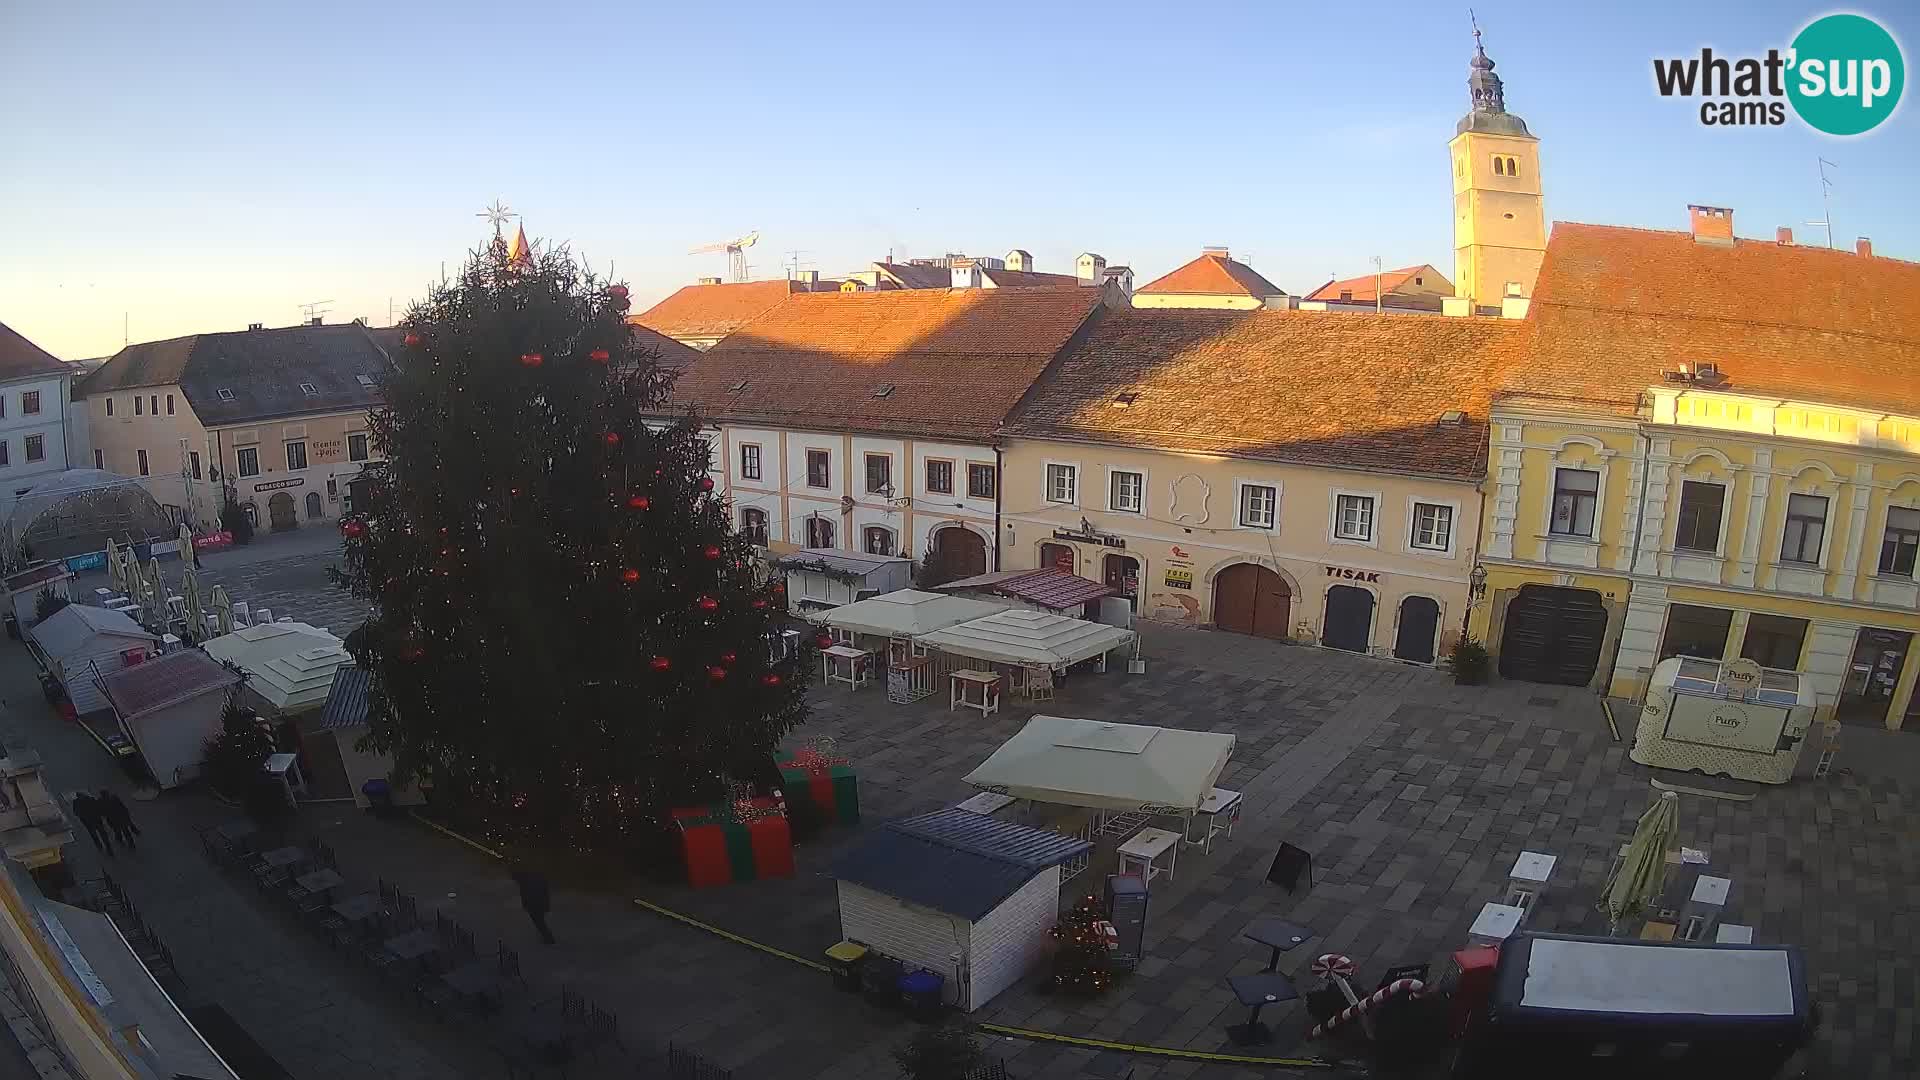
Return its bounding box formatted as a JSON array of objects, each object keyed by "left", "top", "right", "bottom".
[{"left": 898, "top": 969, "right": 945, "bottom": 1020}]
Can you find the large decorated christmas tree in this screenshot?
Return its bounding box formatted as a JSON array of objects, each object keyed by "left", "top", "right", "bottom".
[{"left": 332, "top": 237, "right": 814, "bottom": 852}]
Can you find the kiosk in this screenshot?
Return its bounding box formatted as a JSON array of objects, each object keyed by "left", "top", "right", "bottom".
[{"left": 1631, "top": 657, "right": 1815, "bottom": 784}]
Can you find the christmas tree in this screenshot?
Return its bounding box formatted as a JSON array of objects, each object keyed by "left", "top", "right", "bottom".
[
  {"left": 331, "top": 238, "right": 815, "bottom": 853},
  {"left": 1048, "top": 893, "right": 1114, "bottom": 994}
]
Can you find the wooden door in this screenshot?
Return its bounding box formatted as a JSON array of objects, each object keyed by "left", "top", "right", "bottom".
[
  {"left": 1394, "top": 596, "right": 1441, "bottom": 663},
  {"left": 1323, "top": 586, "right": 1375, "bottom": 653},
  {"left": 1213, "top": 564, "right": 1290, "bottom": 639},
  {"left": 1499, "top": 585, "right": 1607, "bottom": 685},
  {"left": 933, "top": 527, "right": 987, "bottom": 579},
  {"left": 268, "top": 492, "right": 297, "bottom": 531},
  {"left": 1103, "top": 554, "right": 1139, "bottom": 607}
]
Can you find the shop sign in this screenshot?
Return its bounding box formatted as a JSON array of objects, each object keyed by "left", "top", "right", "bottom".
[
  {"left": 1324, "top": 565, "right": 1382, "bottom": 583},
  {"left": 254, "top": 477, "right": 306, "bottom": 492},
  {"left": 1053, "top": 526, "right": 1126, "bottom": 549},
  {"left": 1164, "top": 568, "right": 1194, "bottom": 590},
  {"left": 313, "top": 438, "right": 345, "bottom": 463}
]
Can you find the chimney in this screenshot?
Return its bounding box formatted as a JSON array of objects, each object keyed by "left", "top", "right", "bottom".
[
  {"left": 792, "top": 269, "right": 818, "bottom": 287},
  {"left": 1688, "top": 204, "right": 1735, "bottom": 245},
  {"left": 1857, "top": 237, "right": 1874, "bottom": 258},
  {"left": 247, "top": 322, "right": 264, "bottom": 331},
  {"left": 696, "top": 276, "right": 723, "bottom": 286},
  {"left": 309, "top": 316, "right": 323, "bottom": 326},
  {"left": 1202, "top": 246, "right": 1231, "bottom": 260},
  {"left": 1776, "top": 227, "right": 1794, "bottom": 246}
]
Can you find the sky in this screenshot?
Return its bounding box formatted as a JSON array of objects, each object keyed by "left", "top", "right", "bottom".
[{"left": 3, "top": 0, "right": 1915, "bottom": 359}]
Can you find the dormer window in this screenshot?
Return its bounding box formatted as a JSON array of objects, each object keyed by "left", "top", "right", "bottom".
[
  {"left": 872, "top": 384, "right": 895, "bottom": 399},
  {"left": 356, "top": 374, "right": 375, "bottom": 388},
  {"left": 1111, "top": 392, "right": 1138, "bottom": 408},
  {"left": 727, "top": 379, "right": 748, "bottom": 394},
  {"left": 217, "top": 388, "right": 235, "bottom": 402},
  {"left": 299, "top": 382, "right": 319, "bottom": 396}
]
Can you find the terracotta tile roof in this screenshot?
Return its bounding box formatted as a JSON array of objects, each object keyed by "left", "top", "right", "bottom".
[
  {"left": 1007, "top": 309, "right": 1531, "bottom": 480},
  {"left": 935, "top": 567, "right": 1115, "bottom": 609},
  {"left": 1136, "top": 253, "right": 1287, "bottom": 298},
  {"left": 1512, "top": 223, "right": 1920, "bottom": 417},
  {"left": 982, "top": 268, "right": 1082, "bottom": 288},
  {"left": 635, "top": 280, "right": 796, "bottom": 340},
  {"left": 0, "top": 321, "right": 69, "bottom": 380},
  {"left": 671, "top": 287, "right": 1106, "bottom": 441},
  {"left": 876, "top": 263, "right": 955, "bottom": 290},
  {"left": 623, "top": 319, "right": 706, "bottom": 370},
  {"left": 1305, "top": 265, "right": 1446, "bottom": 302}
]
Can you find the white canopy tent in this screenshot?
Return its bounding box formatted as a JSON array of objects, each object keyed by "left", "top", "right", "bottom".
[
  {"left": 963, "top": 715, "right": 1235, "bottom": 814},
  {"left": 915, "top": 608, "right": 1135, "bottom": 671},
  {"left": 203, "top": 621, "right": 354, "bottom": 715},
  {"left": 814, "top": 589, "right": 1008, "bottom": 639}
]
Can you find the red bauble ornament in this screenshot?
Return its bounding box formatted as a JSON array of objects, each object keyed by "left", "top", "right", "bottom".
[
  {"left": 341, "top": 519, "right": 365, "bottom": 539},
  {"left": 403, "top": 331, "right": 422, "bottom": 348},
  {"left": 771, "top": 582, "right": 785, "bottom": 594},
  {"left": 720, "top": 651, "right": 737, "bottom": 665},
  {"left": 702, "top": 545, "right": 721, "bottom": 560},
  {"left": 621, "top": 568, "right": 641, "bottom": 584},
  {"left": 761, "top": 673, "right": 782, "bottom": 687},
  {"left": 751, "top": 598, "right": 768, "bottom": 609},
  {"left": 814, "top": 632, "right": 833, "bottom": 649},
  {"left": 628, "top": 495, "right": 651, "bottom": 510},
  {"left": 707, "top": 666, "right": 727, "bottom": 681},
  {"left": 589, "top": 348, "right": 611, "bottom": 364},
  {"left": 604, "top": 432, "right": 621, "bottom": 446},
  {"left": 698, "top": 476, "right": 715, "bottom": 492},
  {"left": 697, "top": 595, "right": 719, "bottom": 612},
  {"left": 520, "top": 352, "right": 544, "bottom": 368},
  {"left": 649, "top": 656, "right": 671, "bottom": 672},
  {"left": 607, "top": 284, "right": 630, "bottom": 300}
]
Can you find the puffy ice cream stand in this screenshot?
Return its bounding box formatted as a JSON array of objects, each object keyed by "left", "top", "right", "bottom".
[{"left": 1631, "top": 657, "right": 1818, "bottom": 784}]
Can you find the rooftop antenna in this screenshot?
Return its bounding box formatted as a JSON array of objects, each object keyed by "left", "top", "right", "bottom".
[
  {"left": 1804, "top": 158, "right": 1838, "bottom": 249},
  {"left": 299, "top": 299, "right": 334, "bottom": 323},
  {"left": 479, "top": 199, "right": 517, "bottom": 238},
  {"left": 1370, "top": 255, "right": 1384, "bottom": 314}
]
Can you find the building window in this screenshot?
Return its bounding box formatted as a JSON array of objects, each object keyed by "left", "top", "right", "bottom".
[
  {"left": 805, "top": 515, "right": 835, "bottom": 549},
  {"left": 23, "top": 435, "right": 43, "bottom": 464},
  {"left": 1335, "top": 493, "right": 1375, "bottom": 541},
  {"left": 135, "top": 396, "right": 144, "bottom": 415},
  {"left": 105, "top": 398, "right": 114, "bottom": 417},
  {"left": 739, "top": 443, "right": 761, "bottom": 481},
  {"left": 926, "top": 459, "right": 953, "bottom": 495},
  {"left": 190, "top": 451, "right": 202, "bottom": 479},
  {"left": 1879, "top": 506, "right": 1920, "bottom": 577},
  {"left": 236, "top": 447, "right": 260, "bottom": 478},
  {"left": 740, "top": 508, "right": 769, "bottom": 546},
  {"left": 286, "top": 440, "right": 308, "bottom": 471},
  {"left": 0, "top": 396, "right": 6, "bottom": 417},
  {"left": 1549, "top": 468, "right": 1600, "bottom": 537},
  {"left": 1047, "top": 464, "right": 1077, "bottom": 504},
  {"left": 93, "top": 449, "right": 103, "bottom": 470},
  {"left": 1493, "top": 155, "right": 1506, "bottom": 176},
  {"left": 1239, "top": 484, "right": 1277, "bottom": 529},
  {"left": 136, "top": 448, "right": 149, "bottom": 475},
  {"left": 864, "top": 526, "right": 895, "bottom": 556},
  {"left": 805, "top": 449, "right": 831, "bottom": 489},
  {"left": 1742, "top": 614, "right": 1810, "bottom": 670},
  {"left": 299, "top": 382, "right": 318, "bottom": 396},
  {"left": 1780, "top": 493, "right": 1828, "bottom": 564},
  {"left": 1674, "top": 480, "right": 1726, "bottom": 553},
  {"left": 1109, "top": 470, "right": 1144, "bottom": 514},
  {"left": 348, "top": 433, "right": 369, "bottom": 462},
  {"left": 165, "top": 394, "right": 174, "bottom": 415},
  {"left": 1410, "top": 502, "right": 1452, "bottom": 550},
  {"left": 0, "top": 442, "right": 8, "bottom": 467},
  {"left": 864, "top": 453, "right": 891, "bottom": 495},
  {"left": 1659, "top": 604, "right": 1734, "bottom": 662},
  {"left": 967, "top": 463, "right": 996, "bottom": 500},
  {"left": 150, "top": 395, "right": 157, "bottom": 414},
  {"left": 21, "top": 391, "right": 39, "bottom": 415}
]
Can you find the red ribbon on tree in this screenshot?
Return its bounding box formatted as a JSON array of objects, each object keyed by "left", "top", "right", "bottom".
[
  {"left": 589, "top": 348, "right": 611, "bottom": 363},
  {"left": 520, "top": 352, "right": 544, "bottom": 368}
]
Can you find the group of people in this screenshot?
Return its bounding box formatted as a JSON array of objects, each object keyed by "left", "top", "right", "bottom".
[{"left": 71, "top": 789, "right": 141, "bottom": 854}]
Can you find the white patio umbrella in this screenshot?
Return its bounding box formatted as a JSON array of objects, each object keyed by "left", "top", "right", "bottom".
[
  {"left": 210, "top": 585, "right": 234, "bottom": 636},
  {"left": 148, "top": 556, "right": 168, "bottom": 624},
  {"left": 105, "top": 537, "right": 122, "bottom": 592},
  {"left": 182, "top": 567, "right": 207, "bottom": 641},
  {"left": 178, "top": 522, "right": 196, "bottom": 569},
  {"left": 1600, "top": 791, "right": 1680, "bottom": 935}
]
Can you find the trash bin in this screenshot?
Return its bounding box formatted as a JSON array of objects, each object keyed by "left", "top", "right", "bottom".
[
  {"left": 898, "top": 969, "right": 945, "bottom": 1020},
  {"left": 361, "top": 778, "right": 396, "bottom": 818},
  {"left": 861, "top": 952, "right": 904, "bottom": 1007},
  {"left": 824, "top": 941, "right": 868, "bottom": 993}
]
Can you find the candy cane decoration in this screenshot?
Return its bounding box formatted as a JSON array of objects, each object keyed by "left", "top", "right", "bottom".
[
  {"left": 1308, "top": 978, "right": 1426, "bottom": 1039},
  {"left": 1310, "top": 953, "right": 1356, "bottom": 981}
]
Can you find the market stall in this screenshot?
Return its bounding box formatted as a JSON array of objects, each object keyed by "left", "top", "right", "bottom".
[
  {"left": 202, "top": 621, "right": 354, "bottom": 718},
  {"left": 26, "top": 604, "right": 160, "bottom": 716},
  {"left": 98, "top": 649, "right": 241, "bottom": 789},
  {"left": 915, "top": 607, "right": 1136, "bottom": 691},
  {"left": 774, "top": 548, "right": 912, "bottom": 613},
  {"left": 934, "top": 567, "right": 1116, "bottom": 620},
  {"left": 1631, "top": 657, "right": 1818, "bottom": 784},
  {"left": 815, "top": 589, "right": 1008, "bottom": 702}
]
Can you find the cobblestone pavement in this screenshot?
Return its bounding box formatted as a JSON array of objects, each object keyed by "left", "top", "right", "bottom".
[
  {"left": 35, "top": 538, "right": 1918, "bottom": 1078},
  {"left": 72, "top": 526, "right": 368, "bottom": 635}
]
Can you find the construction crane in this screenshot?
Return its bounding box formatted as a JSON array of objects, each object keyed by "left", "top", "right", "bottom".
[{"left": 688, "top": 231, "right": 760, "bottom": 283}]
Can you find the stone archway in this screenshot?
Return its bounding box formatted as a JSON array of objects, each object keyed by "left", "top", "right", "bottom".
[
  {"left": 928, "top": 525, "right": 988, "bottom": 581},
  {"left": 268, "top": 492, "right": 297, "bottom": 532},
  {"left": 1211, "top": 563, "right": 1292, "bottom": 639}
]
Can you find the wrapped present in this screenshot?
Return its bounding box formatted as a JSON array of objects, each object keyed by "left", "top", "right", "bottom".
[
  {"left": 679, "top": 822, "right": 732, "bottom": 888},
  {"left": 776, "top": 746, "right": 860, "bottom": 826},
  {"left": 671, "top": 796, "right": 793, "bottom": 886}
]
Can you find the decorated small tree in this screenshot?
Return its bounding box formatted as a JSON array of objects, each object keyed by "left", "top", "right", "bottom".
[
  {"left": 330, "top": 237, "right": 815, "bottom": 854},
  {"left": 1048, "top": 893, "right": 1114, "bottom": 994},
  {"left": 202, "top": 678, "right": 284, "bottom": 818}
]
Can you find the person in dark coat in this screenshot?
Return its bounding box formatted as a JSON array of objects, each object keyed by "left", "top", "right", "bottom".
[
  {"left": 70, "top": 793, "right": 113, "bottom": 855},
  {"left": 97, "top": 789, "right": 140, "bottom": 851},
  {"left": 510, "top": 865, "right": 556, "bottom": 945}
]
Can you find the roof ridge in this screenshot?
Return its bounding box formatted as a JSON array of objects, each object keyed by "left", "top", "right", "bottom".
[
  {"left": 1533, "top": 295, "right": 1920, "bottom": 350},
  {"left": 1554, "top": 219, "right": 1920, "bottom": 268}
]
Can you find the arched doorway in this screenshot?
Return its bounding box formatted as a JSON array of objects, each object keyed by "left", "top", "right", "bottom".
[
  {"left": 1212, "top": 563, "right": 1291, "bottom": 639},
  {"left": 1499, "top": 585, "right": 1607, "bottom": 686},
  {"left": 929, "top": 526, "right": 987, "bottom": 581},
  {"left": 1103, "top": 553, "right": 1140, "bottom": 608},
  {"left": 1323, "top": 585, "right": 1375, "bottom": 653},
  {"left": 305, "top": 491, "right": 324, "bottom": 520},
  {"left": 1394, "top": 596, "right": 1441, "bottom": 663},
  {"left": 268, "top": 492, "right": 297, "bottom": 532},
  {"left": 1039, "top": 542, "right": 1074, "bottom": 572}
]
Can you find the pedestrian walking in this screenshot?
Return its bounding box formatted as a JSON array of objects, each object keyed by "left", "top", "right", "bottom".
[
  {"left": 510, "top": 865, "right": 556, "bottom": 945},
  {"left": 98, "top": 789, "right": 140, "bottom": 851},
  {"left": 70, "top": 793, "right": 113, "bottom": 855}
]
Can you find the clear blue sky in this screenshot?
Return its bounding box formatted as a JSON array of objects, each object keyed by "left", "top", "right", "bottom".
[{"left": 3, "top": 0, "right": 1914, "bottom": 358}]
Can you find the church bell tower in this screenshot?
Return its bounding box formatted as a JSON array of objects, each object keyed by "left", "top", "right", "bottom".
[{"left": 1448, "top": 25, "right": 1546, "bottom": 313}]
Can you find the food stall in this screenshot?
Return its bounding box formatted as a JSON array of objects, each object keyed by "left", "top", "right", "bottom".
[
  {"left": 1631, "top": 657, "right": 1817, "bottom": 783},
  {"left": 98, "top": 650, "right": 242, "bottom": 790},
  {"left": 915, "top": 607, "right": 1137, "bottom": 697},
  {"left": 775, "top": 549, "right": 912, "bottom": 613},
  {"left": 813, "top": 589, "right": 1008, "bottom": 702}
]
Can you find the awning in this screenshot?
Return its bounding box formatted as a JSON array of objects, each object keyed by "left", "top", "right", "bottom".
[
  {"left": 934, "top": 567, "right": 1114, "bottom": 610},
  {"left": 203, "top": 621, "right": 353, "bottom": 713},
  {"left": 915, "top": 608, "right": 1134, "bottom": 669},
  {"left": 962, "top": 714, "right": 1235, "bottom": 813},
  {"left": 816, "top": 589, "right": 1007, "bottom": 638}
]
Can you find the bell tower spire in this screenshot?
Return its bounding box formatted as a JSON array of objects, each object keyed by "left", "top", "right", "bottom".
[{"left": 1448, "top": 16, "right": 1546, "bottom": 314}]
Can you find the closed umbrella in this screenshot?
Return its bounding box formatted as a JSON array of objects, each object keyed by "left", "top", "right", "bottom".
[
  {"left": 105, "top": 537, "right": 122, "bottom": 592},
  {"left": 182, "top": 567, "right": 207, "bottom": 642},
  {"left": 211, "top": 585, "right": 234, "bottom": 636},
  {"left": 148, "top": 557, "right": 169, "bottom": 625},
  {"left": 178, "top": 522, "right": 196, "bottom": 569},
  {"left": 1600, "top": 790, "right": 1680, "bottom": 935}
]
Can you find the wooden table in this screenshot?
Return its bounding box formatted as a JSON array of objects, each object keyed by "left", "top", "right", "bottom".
[
  {"left": 948, "top": 669, "right": 1001, "bottom": 717},
  {"left": 384, "top": 929, "right": 441, "bottom": 962},
  {"left": 955, "top": 792, "right": 1016, "bottom": 817},
  {"left": 295, "top": 868, "right": 345, "bottom": 897},
  {"left": 331, "top": 894, "right": 382, "bottom": 923},
  {"left": 820, "top": 645, "right": 871, "bottom": 690},
  {"left": 258, "top": 845, "right": 307, "bottom": 869},
  {"left": 1185, "top": 787, "right": 1243, "bottom": 851},
  {"left": 1117, "top": 827, "right": 1181, "bottom": 884}
]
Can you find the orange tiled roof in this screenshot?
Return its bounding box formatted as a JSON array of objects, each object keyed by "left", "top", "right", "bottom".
[
  {"left": 634, "top": 280, "right": 796, "bottom": 340},
  {"left": 623, "top": 320, "right": 706, "bottom": 369},
  {"left": 1304, "top": 265, "right": 1445, "bottom": 303},
  {"left": 1007, "top": 309, "right": 1530, "bottom": 480},
  {"left": 1512, "top": 223, "right": 1920, "bottom": 416},
  {"left": 1136, "top": 253, "right": 1286, "bottom": 298},
  {"left": 671, "top": 287, "right": 1106, "bottom": 441}
]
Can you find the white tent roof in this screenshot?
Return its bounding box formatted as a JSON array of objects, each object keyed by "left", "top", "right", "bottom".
[
  {"left": 27, "top": 604, "right": 155, "bottom": 661},
  {"left": 816, "top": 589, "right": 1008, "bottom": 638},
  {"left": 915, "top": 608, "right": 1135, "bottom": 669},
  {"left": 202, "top": 621, "right": 353, "bottom": 713},
  {"left": 963, "top": 715, "right": 1235, "bottom": 813}
]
